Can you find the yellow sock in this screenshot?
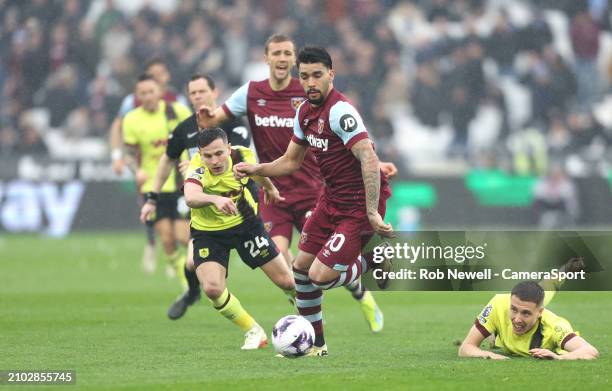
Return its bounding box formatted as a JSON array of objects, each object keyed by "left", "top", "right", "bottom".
[
  {"left": 166, "top": 250, "right": 187, "bottom": 288},
  {"left": 211, "top": 288, "right": 255, "bottom": 332}
]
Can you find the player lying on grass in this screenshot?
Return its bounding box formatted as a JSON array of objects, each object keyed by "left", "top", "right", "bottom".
[
  {"left": 184, "top": 127, "right": 295, "bottom": 350},
  {"left": 459, "top": 280, "right": 598, "bottom": 360}
]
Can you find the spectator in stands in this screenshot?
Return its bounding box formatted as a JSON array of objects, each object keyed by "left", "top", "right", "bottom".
[{"left": 533, "top": 165, "right": 579, "bottom": 227}]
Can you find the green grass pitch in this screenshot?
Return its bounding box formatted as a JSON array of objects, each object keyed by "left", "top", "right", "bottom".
[{"left": 1, "top": 232, "right": 610, "bottom": 390}]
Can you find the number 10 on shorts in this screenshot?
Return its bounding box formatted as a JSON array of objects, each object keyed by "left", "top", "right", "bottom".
[{"left": 326, "top": 233, "right": 346, "bottom": 252}]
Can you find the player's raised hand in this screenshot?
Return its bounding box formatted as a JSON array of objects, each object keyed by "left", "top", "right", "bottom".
[
  {"left": 529, "top": 348, "right": 558, "bottom": 360},
  {"left": 263, "top": 186, "right": 286, "bottom": 205},
  {"left": 368, "top": 212, "right": 395, "bottom": 238},
  {"left": 380, "top": 161, "right": 398, "bottom": 178},
  {"left": 140, "top": 202, "right": 156, "bottom": 223},
  {"left": 178, "top": 160, "right": 190, "bottom": 177},
  {"left": 233, "top": 162, "right": 258, "bottom": 180},
  {"left": 196, "top": 106, "right": 215, "bottom": 129},
  {"left": 212, "top": 196, "right": 238, "bottom": 215}
]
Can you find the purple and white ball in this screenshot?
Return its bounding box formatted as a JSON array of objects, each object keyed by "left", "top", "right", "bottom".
[{"left": 271, "top": 315, "right": 315, "bottom": 358}]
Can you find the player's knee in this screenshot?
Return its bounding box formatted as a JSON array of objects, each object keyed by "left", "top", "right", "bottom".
[
  {"left": 160, "top": 238, "right": 176, "bottom": 253},
  {"left": 293, "top": 255, "right": 311, "bottom": 271},
  {"left": 308, "top": 268, "right": 327, "bottom": 285},
  {"left": 276, "top": 273, "right": 295, "bottom": 291},
  {"left": 203, "top": 282, "right": 224, "bottom": 300}
]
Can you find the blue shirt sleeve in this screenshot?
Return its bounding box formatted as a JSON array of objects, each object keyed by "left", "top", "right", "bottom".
[
  {"left": 118, "top": 94, "right": 135, "bottom": 118},
  {"left": 328, "top": 101, "right": 368, "bottom": 145},
  {"left": 177, "top": 94, "right": 189, "bottom": 108},
  {"left": 293, "top": 105, "right": 305, "bottom": 140},
  {"left": 223, "top": 82, "right": 250, "bottom": 117}
]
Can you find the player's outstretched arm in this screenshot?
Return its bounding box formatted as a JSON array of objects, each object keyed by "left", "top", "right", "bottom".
[
  {"left": 196, "top": 106, "right": 229, "bottom": 129},
  {"left": 351, "top": 139, "right": 394, "bottom": 237},
  {"left": 184, "top": 182, "right": 237, "bottom": 215},
  {"left": 234, "top": 140, "right": 307, "bottom": 179},
  {"left": 458, "top": 325, "right": 509, "bottom": 360},
  {"left": 530, "top": 336, "right": 598, "bottom": 360},
  {"left": 251, "top": 176, "right": 286, "bottom": 205}
]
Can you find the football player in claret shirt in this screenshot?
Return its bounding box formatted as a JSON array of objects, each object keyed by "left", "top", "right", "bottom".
[
  {"left": 184, "top": 128, "right": 294, "bottom": 350},
  {"left": 459, "top": 281, "right": 598, "bottom": 360},
  {"left": 233, "top": 46, "right": 394, "bottom": 356},
  {"left": 197, "top": 34, "right": 394, "bottom": 335}
]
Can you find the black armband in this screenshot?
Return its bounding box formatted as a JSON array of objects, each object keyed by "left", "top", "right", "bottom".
[{"left": 145, "top": 192, "right": 159, "bottom": 204}]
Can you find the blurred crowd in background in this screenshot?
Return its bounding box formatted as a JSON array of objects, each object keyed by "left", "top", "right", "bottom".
[{"left": 2, "top": 0, "right": 612, "bottom": 179}]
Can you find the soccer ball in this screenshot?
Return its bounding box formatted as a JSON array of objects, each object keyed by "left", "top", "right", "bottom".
[{"left": 271, "top": 315, "right": 315, "bottom": 358}]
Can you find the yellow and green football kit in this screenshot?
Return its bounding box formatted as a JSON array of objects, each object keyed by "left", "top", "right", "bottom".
[
  {"left": 122, "top": 101, "right": 192, "bottom": 193},
  {"left": 185, "top": 145, "right": 282, "bottom": 340},
  {"left": 474, "top": 294, "right": 577, "bottom": 357},
  {"left": 185, "top": 146, "right": 258, "bottom": 231}
]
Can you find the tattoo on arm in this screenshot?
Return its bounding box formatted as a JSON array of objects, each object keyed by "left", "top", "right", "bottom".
[
  {"left": 123, "top": 144, "right": 139, "bottom": 173},
  {"left": 352, "top": 141, "right": 380, "bottom": 215}
]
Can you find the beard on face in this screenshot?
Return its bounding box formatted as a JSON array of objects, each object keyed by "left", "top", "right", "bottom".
[{"left": 306, "top": 88, "right": 324, "bottom": 105}]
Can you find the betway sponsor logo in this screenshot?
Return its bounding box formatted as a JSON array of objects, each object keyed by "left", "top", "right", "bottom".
[
  {"left": 306, "top": 134, "right": 329, "bottom": 151},
  {"left": 254, "top": 114, "right": 293, "bottom": 128}
]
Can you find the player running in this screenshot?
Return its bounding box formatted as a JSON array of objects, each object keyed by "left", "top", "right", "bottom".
[
  {"left": 197, "top": 34, "right": 395, "bottom": 334},
  {"left": 123, "top": 74, "right": 191, "bottom": 285},
  {"left": 233, "top": 46, "right": 394, "bottom": 356},
  {"left": 185, "top": 128, "right": 295, "bottom": 350},
  {"left": 140, "top": 74, "right": 255, "bottom": 319},
  {"left": 110, "top": 59, "right": 189, "bottom": 274}
]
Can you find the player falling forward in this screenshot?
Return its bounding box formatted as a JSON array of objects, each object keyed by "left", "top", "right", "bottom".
[
  {"left": 185, "top": 128, "right": 295, "bottom": 349},
  {"left": 197, "top": 34, "right": 396, "bottom": 333},
  {"left": 233, "top": 46, "right": 394, "bottom": 356}
]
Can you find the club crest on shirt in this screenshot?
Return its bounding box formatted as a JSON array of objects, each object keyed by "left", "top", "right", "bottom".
[
  {"left": 291, "top": 97, "right": 305, "bottom": 111},
  {"left": 317, "top": 118, "right": 325, "bottom": 134},
  {"left": 264, "top": 221, "right": 273, "bottom": 233}
]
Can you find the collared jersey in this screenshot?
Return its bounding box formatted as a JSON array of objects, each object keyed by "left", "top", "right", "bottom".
[
  {"left": 185, "top": 146, "right": 258, "bottom": 231},
  {"left": 291, "top": 88, "right": 390, "bottom": 208},
  {"left": 222, "top": 78, "right": 323, "bottom": 195},
  {"left": 474, "top": 293, "right": 578, "bottom": 357},
  {"left": 122, "top": 101, "right": 192, "bottom": 193}
]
